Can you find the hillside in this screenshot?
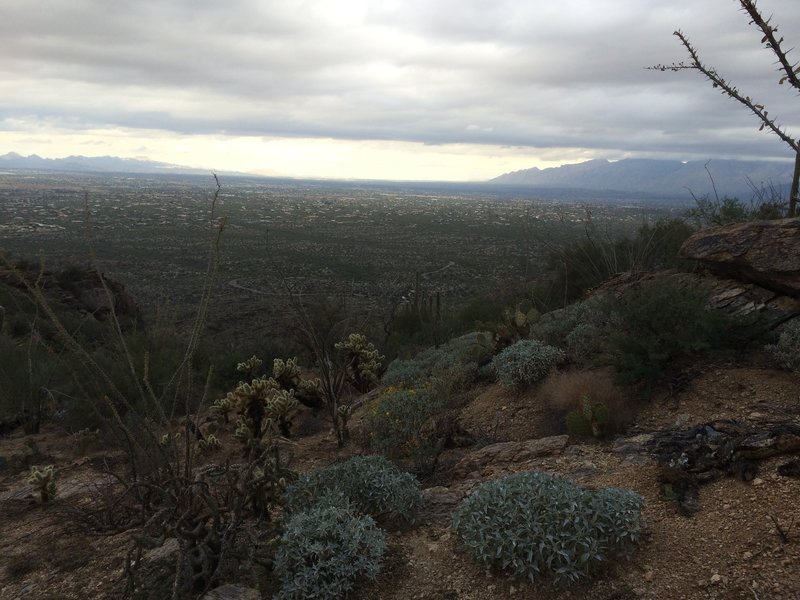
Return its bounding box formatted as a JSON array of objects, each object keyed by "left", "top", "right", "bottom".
[
  {"left": 491, "top": 158, "right": 795, "bottom": 199},
  {"left": 1, "top": 350, "right": 798, "bottom": 599},
  {"left": 2, "top": 219, "right": 800, "bottom": 599}
]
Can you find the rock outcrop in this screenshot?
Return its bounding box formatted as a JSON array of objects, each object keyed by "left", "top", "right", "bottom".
[
  {"left": 680, "top": 218, "right": 800, "bottom": 297},
  {"left": 451, "top": 435, "right": 568, "bottom": 479},
  {"left": 595, "top": 271, "right": 800, "bottom": 330}
]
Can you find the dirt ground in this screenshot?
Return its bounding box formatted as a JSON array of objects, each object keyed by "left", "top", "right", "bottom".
[{"left": 2, "top": 357, "right": 799, "bottom": 600}]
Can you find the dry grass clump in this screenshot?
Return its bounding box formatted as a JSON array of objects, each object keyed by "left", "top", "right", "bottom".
[{"left": 538, "top": 369, "right": 635, "bottom": 438}]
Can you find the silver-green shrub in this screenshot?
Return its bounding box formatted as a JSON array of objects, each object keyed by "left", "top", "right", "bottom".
[
  {"left": 765, "top": 319, "right": 800, "bottom": 372},
  {"left": 284, "top": 455, "right": 422, "bottom": 526},
  {"left": 274, "top": 502, "right": 386, "bottom": 600},
  {"left": 491, "top": 339, "right": 565, "bottom": 388},
  {"left": 452, "top": 472, "right": 644, "bottom": 584},
  {"left": 532, "top": 295, "right": 613, "bottom": 362},
  {"left": 382, "top": 331, "right": 493, "bottom": 388}
]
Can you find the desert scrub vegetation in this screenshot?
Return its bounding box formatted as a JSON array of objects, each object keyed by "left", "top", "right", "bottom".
[
  {"left": 491, "top": 339, "right": 565, "bottom": 389},
  {"left": 284, "top": 455, "right": 423, "bottom": 527},
  {"left": 539, "top": 369, "right": 633, "bottom": 438},
  {"left": 0, "top": 331, "right": 63, "bottom": 433},
  {"left": 546, "top": 216, "right": 695, "bottom": 306},
  {"left": 363, "top": 386, "right": 444, "bottom": 473},
  {"left": 273, "top": 502, "right": 387, "bottom": 600},
  {"left": 452, "top": 471, "right": 645, "bottom": 584},
  {"left": 765, "top": 320, "right": 800, "bottom": 372},
  {"left": 532, "top": 294, "right": 614, "bottom": 363},
  {"left": 608, "top": 274, "right": 740, "bottom": 386},
  {"left": 381, "top": 331, "right": 494, "bottom": 390},
  {"left": 277, "top": 456, "right": 421, "bottom": 597}
]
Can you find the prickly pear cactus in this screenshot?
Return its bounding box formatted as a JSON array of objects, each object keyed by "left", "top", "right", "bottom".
[{"left": 565, "top": 396, "right": 609, "bottom": 438}]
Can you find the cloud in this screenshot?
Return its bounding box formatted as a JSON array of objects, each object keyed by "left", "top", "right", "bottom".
[{"left": 2, "top": 0, "right": 799, "bottom": 176}]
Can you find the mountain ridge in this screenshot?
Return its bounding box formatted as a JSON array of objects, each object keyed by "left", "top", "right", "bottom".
[
  {"left": 491, "top": 158, "right": 795, "bottom": 198},
  {"left": 0, "top": 152, "right": 249, "bottom": 176}
]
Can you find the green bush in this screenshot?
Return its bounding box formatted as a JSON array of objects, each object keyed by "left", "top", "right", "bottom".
[
  {"left": 765, "top": 320, "right": 800, "bottom": 372},
  {"left": 610, "top": 275, "right": 735, "bottom": 386},
  {"left": 491, "top": 339, "right": 565, "bottom": 388},
  {"left": 284, "top": 455, "right": 423, "bottom": 526},
  {"left": 273, "top": 503, "right": 386, "bottom": 600},
  {"left": 364, "top": 387, "right": 443, "bottom": 472},
  {"left": 452, "top": 471, "right": 644, "bottom": 584}
]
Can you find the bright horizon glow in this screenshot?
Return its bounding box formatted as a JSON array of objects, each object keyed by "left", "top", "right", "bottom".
[{"left": 1, "top": 126, "right": 594, "bottom": 181}]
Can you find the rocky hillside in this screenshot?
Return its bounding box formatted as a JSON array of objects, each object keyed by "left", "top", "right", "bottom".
[{"left": 1, "top": 220, "right": 800, "bottom": 599}]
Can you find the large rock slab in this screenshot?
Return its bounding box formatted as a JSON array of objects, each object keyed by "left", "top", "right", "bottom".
[
  {"left": 595, "top": 271, "right": 800, "bottom": 330},
  {"left": 452, "top": 435, "right": 568, "bottom": 478},
  {"left": 680, "top": 218, "right": 800, "bottom": 297}
]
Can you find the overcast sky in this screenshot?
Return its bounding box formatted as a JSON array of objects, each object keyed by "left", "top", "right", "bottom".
[{"left": 2, "top": 0, "right": 799, "bottom": 180}]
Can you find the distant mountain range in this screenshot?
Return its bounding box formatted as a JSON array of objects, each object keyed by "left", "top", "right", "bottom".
[
  {"left": 490, "top": 158, "right": 795, "bottom": 199},
  {"left": 0, "top": 152, "right": 244, "bottom": 176}
]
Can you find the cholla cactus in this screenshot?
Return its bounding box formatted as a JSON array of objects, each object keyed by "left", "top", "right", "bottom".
[
  {"left": 72, "top": 428, "right": 100, "bottom": 456},
  {"left": 266, "top": 389, "right": 299, "bottom": 437},
  {"left": 28, "top": 465, "right": 57, "bottom": 503},
  {"left": 198, "top": 434, "right": 222, "bottom": 454},
  {"left": 210, "top": 393, "right": 235, "bottom": 424},
  {"left": 234, "top": 417, "right": 255, "bottom": 445},
  {"left": 273, "top": 357, "right": 301, "bottom": 388},
  {"left": 237, "top": 355, "right": 263, "bottom": 377},
  {"left": 159, "top": 432, "right": 182, "bottom": 447},
  {"left": 335, "top": 333, "right": 384, "bottom": 392}
]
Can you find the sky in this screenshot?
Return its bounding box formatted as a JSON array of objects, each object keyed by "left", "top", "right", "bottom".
[{"left": 2, "top": 0, "right": 800, "bottom": 181}]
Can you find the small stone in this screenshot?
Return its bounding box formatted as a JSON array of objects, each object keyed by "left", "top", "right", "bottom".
[
  {"left": 673, "top": 413, "right": 691, "bottom": 428},
  {"left": 644, "top": 571, "right": 654, "bottom": 582},
  {"left": 723, "top": 503, "right": 731, "bottom": 510},
  {"left": 743, "top": 551, "right": 753, "bottom": 560},
  {"left": 752, "top": 478, "right": 765, "bottom": 486},
  {"left": 710, "top": 574, "right": 722, "bottom": 584},
  {"left": 509, "top": 585, "right": 517, "bottom": 595}
]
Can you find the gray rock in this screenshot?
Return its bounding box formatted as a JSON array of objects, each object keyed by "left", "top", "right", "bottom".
[
  {"left": 680, "top": 218, "right": 800, "bottom": 298},
  {"left": 452, "top": 435, "right": 568, "bottom": 477}
]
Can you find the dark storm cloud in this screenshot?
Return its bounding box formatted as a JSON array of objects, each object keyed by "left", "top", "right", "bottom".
[{"left": 3, "top": 0, "right": 800, "bottom": 161}]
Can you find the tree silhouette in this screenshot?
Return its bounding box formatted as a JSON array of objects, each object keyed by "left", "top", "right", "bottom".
[{"left": 651, "top": 0, "right": 800, "bottom": 217}]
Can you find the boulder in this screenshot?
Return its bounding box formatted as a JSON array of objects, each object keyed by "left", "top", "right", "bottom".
[{"left": 680, "top": 218, "right": 800, "bottom": 297}]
